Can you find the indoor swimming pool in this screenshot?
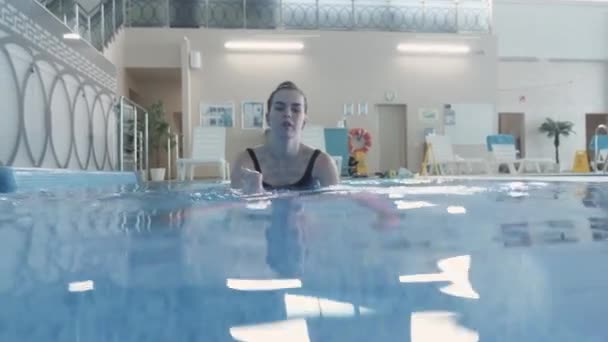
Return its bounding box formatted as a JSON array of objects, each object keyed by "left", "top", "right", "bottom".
[{"left": 0, "top": 178, "right": 607, "bottom": 341}]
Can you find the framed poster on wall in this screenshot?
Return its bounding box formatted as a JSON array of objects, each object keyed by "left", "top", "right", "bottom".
[
  {"left": 419, "top": 107, "right": 439, "bottom": 123},
  {"left": 242, "top": 101, "right": 265, "bottom": 129},
  {"left": 200, "top": 102, "right": 235, "bottom": 127}
]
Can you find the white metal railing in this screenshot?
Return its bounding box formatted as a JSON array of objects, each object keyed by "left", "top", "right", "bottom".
[
  {"left": 39, "top": 0, "right": 493, "bottom": 51},
  {"left": 37, "top": 0, "right": 126, "bottom": 50},
  {"left": 118, "top": 96, "right": 149, "bottom": 179}
]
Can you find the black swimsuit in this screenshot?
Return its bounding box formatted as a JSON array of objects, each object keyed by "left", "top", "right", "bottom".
[{"left": 246, "top": 148, "right": 321, "bottom": 191}]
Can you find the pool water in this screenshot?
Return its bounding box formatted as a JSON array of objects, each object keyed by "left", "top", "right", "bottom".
[{"left": 0, "top": 179, "right": 607, "bottom": 341}]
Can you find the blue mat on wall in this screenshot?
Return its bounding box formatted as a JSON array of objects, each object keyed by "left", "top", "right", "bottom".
[
  {"left": 324, "top": 128, "right": 349, "bottom": 176},
  {"left": 486, "top": 134, "right": 515, "bottom": 151},
  {"left": 0, "top": 167, "right": 139, "bottom": 193}
]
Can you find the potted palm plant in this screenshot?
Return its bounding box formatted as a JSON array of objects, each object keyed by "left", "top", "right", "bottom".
[
  {"left": 538, "top": 118, "right": 575, "bottom": 166},
  {"left": 147, "top": 101, "right": 175, "bottom": 181}
]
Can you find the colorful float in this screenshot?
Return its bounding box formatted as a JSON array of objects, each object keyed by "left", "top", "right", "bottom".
[{"left": 348, "top": 128, "right": 372, "bottom": 177}]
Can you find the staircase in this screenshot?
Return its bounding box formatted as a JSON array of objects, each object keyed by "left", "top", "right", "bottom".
[{"left": 37, "top": 0, "right": 125, "bottom": 51}]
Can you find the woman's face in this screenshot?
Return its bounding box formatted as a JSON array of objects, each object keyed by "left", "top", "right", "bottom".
[{"left": 266, "top": 89, "right": 307, "bottom": 140}]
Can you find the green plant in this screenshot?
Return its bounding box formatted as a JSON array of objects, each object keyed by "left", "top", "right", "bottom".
[
  {"left": 538, "top": 118, "right": 575, "bottom": 165},
  {"left": 147, "top": 101, "right": 176, "bottom": 168},
  {"left": 126, "top": 101, "right": 175, "bottom": 168}
]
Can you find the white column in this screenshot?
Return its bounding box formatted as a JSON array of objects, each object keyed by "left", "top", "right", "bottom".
[{"left": 181, "top": 37, "right": 193, "bottom": 159}]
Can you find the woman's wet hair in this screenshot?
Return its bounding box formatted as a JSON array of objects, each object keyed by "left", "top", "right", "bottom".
[{"left": 267, "top": 81, "right": 308, "bottom": 113}]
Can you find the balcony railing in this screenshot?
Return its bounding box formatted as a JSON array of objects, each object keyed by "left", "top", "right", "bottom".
[
  {"left": 39, "top": 0, "right": 491, "bottom": 52},
  {"left": 128, "top": 0, "right": 491, "bottom": 33}
]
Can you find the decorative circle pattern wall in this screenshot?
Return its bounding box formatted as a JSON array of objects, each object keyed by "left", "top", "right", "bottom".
[{"left": 0, "top": 10, "right": 118, "bottom": 171}]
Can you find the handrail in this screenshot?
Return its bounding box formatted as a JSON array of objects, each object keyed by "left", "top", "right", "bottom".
[
  {"left": 37, "top": 0, "right": 125, "bottom": 51},
  {"left": 118, "top": 96, "right": 149, "bottom": 176}
]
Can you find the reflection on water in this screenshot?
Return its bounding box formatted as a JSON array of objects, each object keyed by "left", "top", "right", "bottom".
[
  {"left": 400, "top": 255, "right": 479, "bottom": 300},
  {"left": 411, "top": 311, "right": 479, "bottom": 342},
  {"left": 227, "top": 278, "right": 303, "bottom": 291},
  {"left": 0, "top": 180, "right": 607, "bottom": 341}
]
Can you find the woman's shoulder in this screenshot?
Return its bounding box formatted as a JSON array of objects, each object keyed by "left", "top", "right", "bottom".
[
  {"left": 235, "top": 145, "right": 264, "bottom": 166},
  {"left": 241, "top": 144, "right": 265, "bottom": 155}
]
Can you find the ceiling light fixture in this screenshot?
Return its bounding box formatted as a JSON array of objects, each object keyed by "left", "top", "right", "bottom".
[
  {"left": 397, "top": 43, "right": 471, "bottom": 54},
  {"left": 224, "top": 41, "right": 304, "bottom": 51},
  {"left": 63, "top": 32, "right": 81, "bottom": 40}
]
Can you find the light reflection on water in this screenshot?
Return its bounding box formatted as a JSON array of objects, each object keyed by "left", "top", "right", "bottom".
[{"left": 0, "top": 179, "right": 607, "bottom": 341}]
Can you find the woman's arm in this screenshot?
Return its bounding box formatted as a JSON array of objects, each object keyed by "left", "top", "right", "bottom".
[
  {"left": 231, "top": 151, "right": 264, "bottom": 194},
  {"left": 312, "top": 152, "right": 340, "bottom": 187}
]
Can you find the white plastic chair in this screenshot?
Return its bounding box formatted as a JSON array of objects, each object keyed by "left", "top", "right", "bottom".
[
  {"left": 425, "top": 135, "right": 488, "bottom": 175},
  {"left": 591, "top": 149, "right": 608, "bottom": 172},
  {"left": 301, "top": 125, "right": 343, "bottom": 173},
  {"left": 489, "top": 144, "right": 557, "bottom": 174},
  {"left": 176, "top": 127, "right": 230, "bottom": 181}
]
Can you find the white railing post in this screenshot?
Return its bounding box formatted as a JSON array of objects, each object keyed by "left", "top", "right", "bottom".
[
  {"left": 421, "top": 0, "right": 426, "bottom": 29},
  {"left": 123, "top": 0, "right": 128, "bottom": 27},
  {"left": 112, "top": 0, "right": 116, "bottom": 31},
  {"left": 488, "top": 0, "right": 494, "bottom": 34},
  {"left": 62, "top": 0, "right": 68, "bottom": 24},
  {"left": 145, "top": 112, "right": 149, "bottom": 179},
  {"left": 205, "top": 0, "right": 209, "bottom": 28},
  {"left": 133, "top": 107, "right": 138, "bottom": 171},
  {"left": 167, "top": 127, "right": 172, "bottom": 180},
  {"left": 351, "top": 0, "right": 355, "bottom": 29},
  {"left": 315, "top": 0, "right": 319, "bottom": 28},
  {"left": 175, "top": 133, "right": 180, "bottom": 159},
  {"left": 455, "top": 0, "right": 459, "bottom": 33},
  {"left": 278, "top": 0, "right": 283, "bottom": 28},
  {"left": 119, "top": 97, "right": 124, "bottom": 171},
  {"left": 74, "top": 3, "right": 79, "bottom": 33},
  {"left": 243, "top": 0, "right": 247, "bottom": 28},
  {"left": 87, "top": 15, "right": 92, "bottom": 42},
  {"left": 101, "top": 4, "right": 105, "bottom": 43},
  {"left": 166, "top": 0, "right": 171, "bottom": 27}
]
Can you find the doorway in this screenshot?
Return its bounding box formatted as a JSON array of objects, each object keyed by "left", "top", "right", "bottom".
[
  {"left": 377, "top": 104, "right": 407, "bottom": 172},
  {"left": 499, "top": 113, "right": 525, "bottom": 157}
]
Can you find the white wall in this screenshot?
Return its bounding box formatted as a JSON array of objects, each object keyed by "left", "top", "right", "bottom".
[
  {"left": 494, "top": 1, "right": 608, "bottom": 171},
  {"left": 123, "top": 28, "right": 497, "bottom": 176},
  {"left": 498, "top": 61, "right": 608, "bottom": 170},
  {"left": 103, "top": 29, "right": 129, "bottom": 96},
  {"left": 494, "top": 1, "right": 608, "bottom": 59}
]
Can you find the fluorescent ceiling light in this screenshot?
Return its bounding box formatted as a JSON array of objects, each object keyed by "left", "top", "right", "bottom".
[
  {"left": 399, "top": 255, "right": 479, "bottom": 299},
  {"left": 225, "top": 41, "right": 304, "bottom": 51},
  {"left": 397, "top": 43, "right": 471, "bottom": 54},
  {"left": 63, "top": 32, "right": 81, "bottom": 40}
]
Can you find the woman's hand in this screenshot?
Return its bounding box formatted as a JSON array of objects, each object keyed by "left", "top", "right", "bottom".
[{"left": 240, "top": 167, "right": 264, "bottom": 195}]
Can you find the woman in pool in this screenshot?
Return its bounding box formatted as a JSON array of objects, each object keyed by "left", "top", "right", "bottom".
[{"left": 231, "top": 81, "right": 339, "bottom": 194}]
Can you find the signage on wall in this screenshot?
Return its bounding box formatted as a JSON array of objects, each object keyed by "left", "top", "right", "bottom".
[
  {"left": 344, "top": 103, "right": 355, "bottom": 116},
  {"left": 344, "top": 102, "right": 369, "bottom": 116},
  {"left": 418, "top": 108, "right": 439, "bottom": 123},
  {"left": 358, "top": 103, "right": 369, "bottom": 115},
  {"left": 443, "top": 104, "right": 456, "bottom": 126},
  {"left": 200, "top": 102, "right": 235, "bottom": 127},
  {"left": 241, "top": 101, "right": 265, "bottom": 129}
]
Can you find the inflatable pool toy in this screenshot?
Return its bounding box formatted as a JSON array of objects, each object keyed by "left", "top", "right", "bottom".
[{"left": 349, "top": 128, "right": 372, "bottom": 176}]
